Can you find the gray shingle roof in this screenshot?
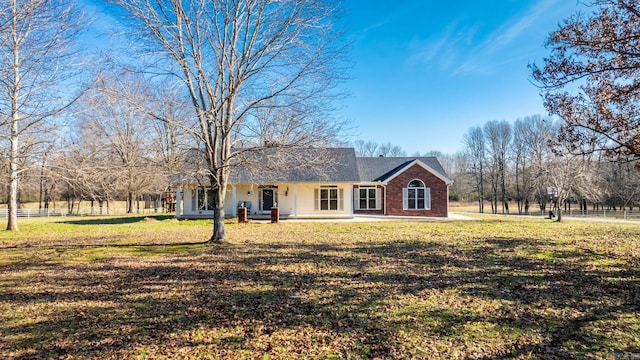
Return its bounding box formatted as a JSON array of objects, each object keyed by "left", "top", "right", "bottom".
[
  {"left": 173, "top": 148, "right": 450, "bottom": 184},
  {"left": 229, "top": 147, "right": 360, "bottom": 183},
  {"left": 356, "top": 157, "right": 450, "bottom": 182}
]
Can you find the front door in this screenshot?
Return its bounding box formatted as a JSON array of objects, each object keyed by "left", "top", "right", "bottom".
[{"left": 260, "top": 187, "right": 277, "bottom": 212}]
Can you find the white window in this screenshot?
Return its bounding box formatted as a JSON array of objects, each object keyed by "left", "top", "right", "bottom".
[
  {"left": 314, "top": 186, "right": 344, "bottom": 211},
  {"left": 193, "top": 186, "right": 214, "bottom": 211},
  {"left": 403, "top": 180, "right": 430, "bottom": 210},
  {"left": 354, "top": 186, "right": 382, "bottom": 210}
]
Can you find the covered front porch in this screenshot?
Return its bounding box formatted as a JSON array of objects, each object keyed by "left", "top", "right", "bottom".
[{"left": 174, "top": 182, "right": 353, "bottom": 220}]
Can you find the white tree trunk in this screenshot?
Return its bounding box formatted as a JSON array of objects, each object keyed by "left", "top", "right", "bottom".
[
  {"left": 7, "top": 1, "right": 20, "bottom": 231},
  {"left": 7, "top": 118, "right": 19, "bottom": 231}
]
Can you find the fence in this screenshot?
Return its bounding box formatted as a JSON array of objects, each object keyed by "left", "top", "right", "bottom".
[
  {"left": 466, "top": 208, "right": 640, "bottom": 220},
  {"left": 0, "top": 207, "right": 170, "bottom": 218},
  {"left": 563, "top": 209, "right": 640, "bottom": 220}
]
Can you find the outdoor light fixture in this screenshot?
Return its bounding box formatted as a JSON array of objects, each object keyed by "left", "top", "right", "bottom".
[
  {"left": 247, "top": 191, "right": 251, "bottom": 196},
  {"left": 285, "top": 186, "right": 289, "bottom": 196}
]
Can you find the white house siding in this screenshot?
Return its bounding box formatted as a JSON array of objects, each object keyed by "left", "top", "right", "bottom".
[
  {"left": 181, "top": 183, "right": 353, "bottom": 219},
  {"left": 291, "top": 183, "right": 352, "bottom": 218}
]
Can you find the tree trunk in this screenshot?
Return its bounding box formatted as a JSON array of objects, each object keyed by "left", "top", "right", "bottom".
[
  {"left": 550, "top": 196, "right": 562, "bottom": 222},
  {"left": 7, "top": 10, "right": 20, "bottom": 231},
  {"left": 556, "top": 202, "right": 563, "bottom": 222},
  {"left": 127, "top": 192, "right": 133, "bottom": 213},
  {"left": 7, "top": 123, "right": 19, "bottom": 230},
  {"left": 7, "top": 153, "right": 19, "bottom": 230},
  {"left": 208, "top": 182, "right": 226, "bottom": 243},
  {"left": 500, "top": 163, "right": 507, "bottom": 214},
  {"left": 210, "top": 207, "right": 226, "bottom": 243},
  {"left": 44, "top": 187, "right": 50, "bottom": 210},
  {"left": 38, "top": 156, "right": 45, "bottom": 215},
  {"left": 479, "top": 165, "right": 484, "bottom": 213}
]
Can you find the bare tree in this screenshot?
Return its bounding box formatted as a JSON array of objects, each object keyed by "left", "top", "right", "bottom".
[
  {"left": 77, "top": 73, "right": 158, "bottom": 213},
  {"left": 542, "top": 145, "right": 598, "bottom": 222},
  {"left": 388, "top": 145, "right": 407, "bottom": 157},
  {"left": 600, "top": 160, "right": 640, "bottom": 211},
  {"left": 524, "top": 117, "right": 559, "bottom": 214},
  {"left": 463, "top": 126, "right": 486, "bottom": 213},
  {"left": 147, "top": 86, "right": 190, "bottom": 196},
  {"left": 54, "top": 143, "right": 119, "bottom": 215},
  {"left": 512, "top": 118, "right": 528, "bottom": 214},
  {"left": 354, "top": 140, "right": 380, "bottom": 157},
  {"left": 531, "top": 0, "right": 640, "bottom": 163},
  {"left": 377, "top": 142, "right": 393, "bottom": 157},
  {"left": 354, "top": 140, "right": 406, "bottom": 157},
  {"left": 113, "top": 0, "right": 346, "bottom": 242},
  {"left": 512, "top": 115, "right": 554, "bottom": 214},
  {"left": 0, "top": 0, "right": 86, "bottom": 230},
  {"left": 484, "top": 120, "right": 511, "bottom": 214},
  {"left": 379, "top": 142, "right": 407, "bottom": 157},
  {"left": 448, "top": 151, "right": 472, "bottom": 201}
]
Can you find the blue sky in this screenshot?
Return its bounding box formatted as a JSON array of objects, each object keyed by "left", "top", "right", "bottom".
[
  {"left": 340, "top": 0, "right": 582, "bottom": 154},
  {"left": 80, "top": 0, "right": 583, "bottom": 155}
]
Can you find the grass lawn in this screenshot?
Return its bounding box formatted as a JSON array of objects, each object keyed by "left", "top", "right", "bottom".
[{"left": 1, "top": 215, "right": 638, "bottom": 359}]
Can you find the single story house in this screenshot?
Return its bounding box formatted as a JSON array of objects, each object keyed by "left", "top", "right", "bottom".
[{"left": 173, "top": 148, "right": 452, "bottom": 219}]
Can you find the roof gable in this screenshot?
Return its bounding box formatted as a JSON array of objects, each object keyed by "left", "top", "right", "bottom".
[
  {"left": 356, "top": 156, "right": 452, "bottom": 185},
  {"left": 380, "top": 159, "right": 453, "bottom": 185}
]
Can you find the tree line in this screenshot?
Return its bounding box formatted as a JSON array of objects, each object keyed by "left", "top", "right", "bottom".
[
  {"left": 451, "top": 115, "right": 640, "bottom": 221},
  {"left": 0, "top": 71, "right": 189, "bottom": 216},
  {"left": 353, "top": 114, "right": 640, "bottom": 222}
]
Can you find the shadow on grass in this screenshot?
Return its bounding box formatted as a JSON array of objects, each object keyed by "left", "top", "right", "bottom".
[
  {"left": 60, "top": 214, "right": 175, "bottom": 225},
  {"left": 0, "top": 240, "right": 209, "bottom": 251},
  {"left": 1, "top": 236, "right": 638, "bottom": 358}
]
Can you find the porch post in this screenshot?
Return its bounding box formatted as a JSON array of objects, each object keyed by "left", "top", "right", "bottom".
[
  {"left": 446, "top": 184, "right": 450, "bottom": 217},
  {"left": 293, "top": 184, "right": 298, "bottom": 218},
  {"left": 350, "top": 185, "right": 354, "bottom": 217},
  {"left": 231, "top": 185, "right": 237, "bottom": 217},
  {"left": 175, "top": 185, "right": 182, "bottom": 219},
  {"left": 383, "top": 185, "right": 387, "bottom": 215}
]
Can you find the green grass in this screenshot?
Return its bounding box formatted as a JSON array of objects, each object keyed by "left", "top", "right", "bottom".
[{"left": 1, "top": 215, "right": 639, "bottom": 359}]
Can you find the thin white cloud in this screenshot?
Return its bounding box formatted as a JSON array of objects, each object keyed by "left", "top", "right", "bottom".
[
  {"left": 407, "top": 21, "right": 480, "bottom": 70},
  {"left": 454, "top": 0, "right": 561, "bottom": 75},
  {"left": 486, "top": 0, "right": 559, "bottom": 52},
  {"left": 349, "top": 2, "right": 425, "bottom": 41}
]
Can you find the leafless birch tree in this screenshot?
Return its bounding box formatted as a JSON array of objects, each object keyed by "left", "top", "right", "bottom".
[
  {"left": 113, "top": 0, "right": 346, "bottom": 242},
  {"left": 0, "top": 0, "right": 85, "bottom": 230}
]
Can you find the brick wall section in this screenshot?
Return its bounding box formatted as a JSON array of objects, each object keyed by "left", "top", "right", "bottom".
[
  {"left": 354, "top": 209, "right": 385, "bottom": 215},
  {"left": 385, "top": 164, "right": 449, "bottom": 217}
]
